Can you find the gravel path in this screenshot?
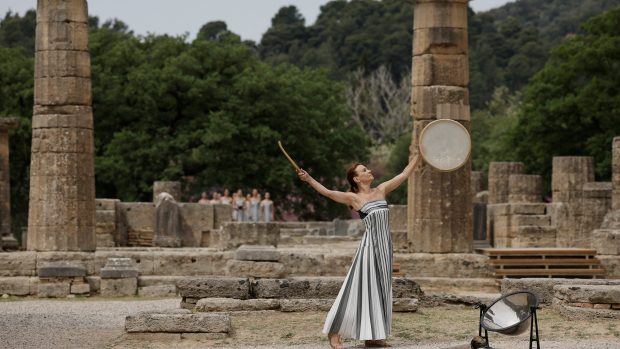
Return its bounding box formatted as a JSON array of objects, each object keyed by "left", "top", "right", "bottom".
[
  {"left": 0, "top": 297, "right": 179, "bottom": 349},
  {"left": 1, "top": 298, "right": 619, "bottom": 349}
]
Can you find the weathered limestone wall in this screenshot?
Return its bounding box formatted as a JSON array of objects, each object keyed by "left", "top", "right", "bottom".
[
  {"left": 408, "top": 0, "right": 472, "bottom": 253},
  {"left": 552, "top": 156, "right": 603, "bottom": 248},
  {"left": 112, "top": 202, "right": 229, "bottom": 247},
  {"left": 487, "top": 203, "right": 555, "bottom": 248},
  {"left": 28, "top": 0, "right": 95, "bottom": 251}
]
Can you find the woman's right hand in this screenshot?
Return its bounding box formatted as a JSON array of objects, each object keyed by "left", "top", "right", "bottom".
[{"left": 297, "top": 169, "right": 310, "bottom": 182}]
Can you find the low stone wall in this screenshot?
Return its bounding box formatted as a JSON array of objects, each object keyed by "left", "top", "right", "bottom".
[
  {"left": 110, "top": 202, "right": 232, "bottom": 248},
  {"left": 177, "top": 276, "right": 422, "bottom": 312},
  {"left": 553, "top": 284, "right": 620, "bottom": 319},
  {"left": 501, "top": 278, "right": 620, "bottom": 306},
  {"left": 0, "top": 249, "right": 494, "bottom": 296}
]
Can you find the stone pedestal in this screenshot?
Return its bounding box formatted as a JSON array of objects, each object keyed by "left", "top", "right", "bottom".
[
  {"left": 37, "top": 261, "right": 89, "bottom": 297},
  {"left": 0, "top": 118, "right": 19, "bottom": 250},
  {"left": 408, "top": 0, "right": 472, "bottom": 253},
  {"left": 28, "top": 0, "right": 95, "bottom": 251},
  {"left": 100, "top": 257, "right": 138, "bottom": 296}
]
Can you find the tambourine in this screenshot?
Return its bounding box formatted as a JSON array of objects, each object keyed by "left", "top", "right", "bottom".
[{"left": 418, "top": 119, "right": 471, "bottom": 171}]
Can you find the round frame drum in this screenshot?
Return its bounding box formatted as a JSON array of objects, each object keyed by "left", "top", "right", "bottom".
[
  {"left": 418, "top": 119, "right": 471, "bottom": 171},
  {"left": 481, "top": 291, "right": 539, "bottom": 336}
]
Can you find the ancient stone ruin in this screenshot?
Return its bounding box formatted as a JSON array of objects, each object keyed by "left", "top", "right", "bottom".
[{"left": 0, "top": 0, "right": 619, "bottom": 343}]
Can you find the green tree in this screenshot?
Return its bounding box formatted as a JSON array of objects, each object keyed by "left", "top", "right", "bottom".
[
  {"left": 0, "top": 46, "right": 33, "bottom": 236},
  {"left": 508, "top": 5, "right": 620, "bottom": 192}
]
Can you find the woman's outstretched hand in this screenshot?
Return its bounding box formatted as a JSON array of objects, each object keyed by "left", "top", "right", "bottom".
[{"left": 297, "top": 169, "right": 310, "bottom": 182}]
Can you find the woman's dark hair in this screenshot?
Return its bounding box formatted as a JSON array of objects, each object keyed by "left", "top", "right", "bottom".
[{"left": 347, "top": 163, "right": 362, "bottom": 193}]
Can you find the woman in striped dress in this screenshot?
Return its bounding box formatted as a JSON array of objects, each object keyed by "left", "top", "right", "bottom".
[{"left": 297, "top": 155, "right": 421, "bottom": 348}]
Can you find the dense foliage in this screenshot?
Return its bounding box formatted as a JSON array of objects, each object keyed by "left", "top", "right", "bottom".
[
  {"left": 2, "top": 0, "right": 620, "bottom": 227},
  {"left": 506, "top": 6, "right": 620, "bottom": 189}
]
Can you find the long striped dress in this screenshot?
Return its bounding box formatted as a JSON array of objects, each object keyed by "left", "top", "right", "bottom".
[{"left": 322, "top": 200, "right": 393, "bottom": 340}]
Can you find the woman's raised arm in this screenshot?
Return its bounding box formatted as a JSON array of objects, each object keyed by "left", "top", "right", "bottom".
[
  {"left": 377, "top": 154, "right": 422, "bottom": 196},
  {"left": 298, "top": 169, "right": 355, "bottom": 206}
]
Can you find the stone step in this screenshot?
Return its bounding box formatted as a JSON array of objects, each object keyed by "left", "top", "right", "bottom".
[{"left": 177, "top": 276, "right": 422, "bottom": 301}]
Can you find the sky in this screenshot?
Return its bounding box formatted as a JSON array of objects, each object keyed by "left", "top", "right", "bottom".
[{"left": 1, "top": 0, "right": 516, "bottom": 42}]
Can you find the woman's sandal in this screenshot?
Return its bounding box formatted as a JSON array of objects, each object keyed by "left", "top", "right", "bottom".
[
  {"left": 364, "top": 339, "right": 392, "bottom": 347},
  {"left": 328, "top": 333, "right": 345, "bottom": 349}
]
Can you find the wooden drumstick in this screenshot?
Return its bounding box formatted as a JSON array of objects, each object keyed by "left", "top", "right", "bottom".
[{"left": 278, "top": 141, "right": 301, "bottom": 172}]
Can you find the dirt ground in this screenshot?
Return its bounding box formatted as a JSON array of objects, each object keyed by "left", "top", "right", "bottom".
[{"left": 112, "top": 303, "right": 620, "bottom": 348}]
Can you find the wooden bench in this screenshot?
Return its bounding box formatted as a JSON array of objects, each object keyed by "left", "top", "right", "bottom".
[{"left": 478, "top": 248, "right": 605, "bottom": 279}]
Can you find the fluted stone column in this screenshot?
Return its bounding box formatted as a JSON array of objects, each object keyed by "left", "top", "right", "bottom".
[
  {"left": 0, "top": 118, "right": 19, "bottom": 249},
  {"left": 28, "top": 0, "right": 95, "bottom": 251},
  {"left": 508, "top": 174, "right": 542, "bottom": 203},
  {"left": 407, "top": 0, "right": 472, "bottom": 253}
]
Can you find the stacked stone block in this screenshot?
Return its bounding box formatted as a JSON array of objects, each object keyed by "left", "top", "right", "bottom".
[
  {"left": 37, "top": 262, "right": 89, "bottom": 297},
  {"left": 178, "top": 276, "right": 422, "bottom": 313},
  {"left": 488, "top": 162, "right": 524, "bottom": 204},
  {"left": 100, "top": 257, "right": 138, "bottom": 296},
  {"left": 28, "top": 0, "right": 95, "bottom": 251},
  {"left": 554, "top": 284, "right": 620, "bottom": 319},
  {"left": 225, "top": 245, "right": 284, "bottom": 278},
  {"left": 408, "top": 0, "right": 472, "bottom": 253},
  {"left": 489, "top": 203, "right": 555, "bottom": 248},
  {"left": 613, "top": 137, "right": 620, "bottom": 212},
  {"left": 95, "top": 199, "right": 118, "bottom": 247}
]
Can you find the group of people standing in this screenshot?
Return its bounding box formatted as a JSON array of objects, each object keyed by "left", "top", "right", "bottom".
[{"left": 198, "top": 188, "right": 274, "bottom": 222}]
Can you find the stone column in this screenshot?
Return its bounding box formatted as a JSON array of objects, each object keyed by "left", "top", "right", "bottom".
[
  {"left": 552, "top": 156, "right": 594, "bottom": 203},
  {"left": 613, "top": 137, "right": 620, "bottom": 212},
  {"left": 0, "top": 118, "right": 19, "bottom": 249},
  {"left": 471, "top": 171, "right": 484, "bottom": 198},
  {"left": 28, "top": 0, "right": 95, "bottom": 251},
  {"left": 508, "top": 174, "right": 542, "bottom": 203},
  {"left": 488, "top": 162, "right": 524, "bottom": 204},
  {"left": 551, "top": 156, "right": 594, "bottom": 247},
  {"left": 407, "top": 0, "right": 472, "bottom": 253}
]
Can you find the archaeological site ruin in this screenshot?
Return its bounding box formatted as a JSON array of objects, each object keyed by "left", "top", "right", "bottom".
[{"left": 1, "top": 0, "right": 619, "bottom": 342}]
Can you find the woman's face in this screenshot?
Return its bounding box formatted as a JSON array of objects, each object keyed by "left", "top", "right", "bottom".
[
  {"left": 265, "top": 193, "right": 270, "bottom": 200},
  {"left": 252, "top": 189, "right": 258, "bottom": 196},
  {"left": 354, "top": 164, "right": 373, "bottom": 184},
  {"left": 236, "top": 189, "right": 242, "bottom": 196}
]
